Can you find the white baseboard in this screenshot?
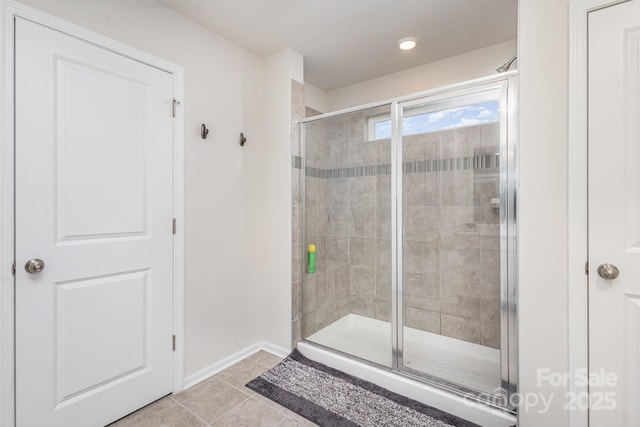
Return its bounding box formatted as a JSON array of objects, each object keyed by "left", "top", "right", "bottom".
[
  {"left": 258, "top": 341, "right": 290, "bottom": 358},
  {"left": 182, "top": 341, "right": 291, "bottom": 390}
]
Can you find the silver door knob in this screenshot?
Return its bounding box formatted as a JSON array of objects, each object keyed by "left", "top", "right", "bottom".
[
  {"left": 24, "top": 258, "right": 45, "bottom": 274},
  {"left": 597, "top": 263, "right": 619, "bottom": 280}
]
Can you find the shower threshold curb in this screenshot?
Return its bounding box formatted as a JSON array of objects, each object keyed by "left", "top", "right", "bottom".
[{"left": 297, "top": 341, "right": 517, "bottom": 427}]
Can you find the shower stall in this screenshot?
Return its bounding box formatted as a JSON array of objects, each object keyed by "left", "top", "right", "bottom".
[{"left": 297, "top": 73, "right": 517, "bottom": 415}]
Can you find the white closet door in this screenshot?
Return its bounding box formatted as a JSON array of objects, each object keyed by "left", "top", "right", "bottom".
[
  {"left": 589, "top": 1, "right": 640, "bottom": 425},
  {"left": 15, "top": 18, "right": 174, "bottom": 427}
]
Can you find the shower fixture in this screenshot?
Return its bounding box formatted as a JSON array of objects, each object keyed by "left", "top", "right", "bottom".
[{"left": 496, "top": 55, "right": 517, "bottom": 73}]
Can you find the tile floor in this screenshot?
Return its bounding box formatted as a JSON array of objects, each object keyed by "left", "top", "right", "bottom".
[{"left": 109, "top": 351, "right": 318, "bottom": 427}]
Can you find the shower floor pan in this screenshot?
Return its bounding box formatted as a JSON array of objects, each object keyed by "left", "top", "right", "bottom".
[
  {"left": 306, "top": 313, "right": 500, "bottom": 392},
  {"left": 302, "top": 314, "right": 513, "bottom": 426}
]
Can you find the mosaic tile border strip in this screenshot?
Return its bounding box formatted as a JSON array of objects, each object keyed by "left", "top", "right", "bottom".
[
  {"left": 403, "top": 154, "right": 499, "bottom": 174},
  {"left": 292, "top": 155, "right": 303, "bottom": 169},
  {"left": 294, "top": 154, "right": 499, "bottom": 179}
]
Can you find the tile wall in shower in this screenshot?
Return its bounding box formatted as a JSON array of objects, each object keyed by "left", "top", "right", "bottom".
[
  {"left": 301, "top": 106, "right": 392, "bottom": 340},
  {"left": 302, "top": 113, "right": 348, "bottom": 338},
  {"left": 402, "top": 124, "right": 501, "bottom": 349}
]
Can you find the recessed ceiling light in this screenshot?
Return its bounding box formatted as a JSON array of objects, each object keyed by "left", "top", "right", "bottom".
[{"left": 398, "top": 37, "right": 417, "bottom": 51}]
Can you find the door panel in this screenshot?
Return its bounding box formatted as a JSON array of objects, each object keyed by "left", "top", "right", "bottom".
[
  {"left": 55, "top": 270, "right": 149, "bottom": 404},
  {"left": 398, "top": 89, "right": 505, "bottom": 396},
  {"left": 55, "top": 59, "right": 149, "bottom": 241},
  {"left": 15, "top": 18, "right": 174, "bottom": 427},
  {"left": 588, "top": 1, "right": 640, "bottom": 425}
]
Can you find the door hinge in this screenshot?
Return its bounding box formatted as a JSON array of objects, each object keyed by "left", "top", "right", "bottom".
[
  {"left": 172, "top": 335, "right": 176, "bottom": 351},
  {"left": 172, "top": 98, "right": 181, "bottom": 118},
  {"left": 585, "top": 261, "right": 589, "bottom": 275},
  {"left": 172, "top": 218, "right": 177, "bottom": 235},
  {"left": 12, "top": 262, "right": 15, "bottom": 276}
]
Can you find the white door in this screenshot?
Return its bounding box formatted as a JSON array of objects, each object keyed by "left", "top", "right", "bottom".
[
  {"left": 15, "top": 18, "right": 175, "bottom": 427},
  {"left": 589, "top": 1, "right": 640, "bottom": 425}
]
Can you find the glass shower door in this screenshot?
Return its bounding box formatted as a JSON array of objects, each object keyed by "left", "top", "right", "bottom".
[
  {"left": 301, "top": 104, "right": 394, "bottom": 368},
  {"left": 396, "top": 84, "right": 513, "bottom": 399}
]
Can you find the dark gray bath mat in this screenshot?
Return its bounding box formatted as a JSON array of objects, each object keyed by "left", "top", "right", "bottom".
[{"left": 246, "top": 349, "right": 480, "bottom": 427}]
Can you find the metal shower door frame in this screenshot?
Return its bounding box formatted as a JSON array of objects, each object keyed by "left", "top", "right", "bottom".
[{"left": 391, "top": 75, "right": 518, "bottom": 411}]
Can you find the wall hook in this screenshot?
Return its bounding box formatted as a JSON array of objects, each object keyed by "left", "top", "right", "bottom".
[
  {"left": 201, "top": 124, "right": 209, "bottom": 139},
  {"left": 239, "top": 132, "right": 247, "bottom": 147}
]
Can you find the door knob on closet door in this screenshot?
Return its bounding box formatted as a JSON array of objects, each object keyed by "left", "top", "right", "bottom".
[
  {"left": 597, "top": 263, "right": 619, "bottom": 280},
  {"left": 24, "top": 258, "right": 45, "bottom": 274}
]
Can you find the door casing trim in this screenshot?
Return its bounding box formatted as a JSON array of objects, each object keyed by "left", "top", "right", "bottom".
[
  {"left": 568, "top": 1, "right": 631, "bottom": 426},
  {"left": 0, "top": 2, "right": 185, "bottom": 426}
]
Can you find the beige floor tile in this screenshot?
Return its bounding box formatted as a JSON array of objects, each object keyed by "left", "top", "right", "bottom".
[
  {"left": 216, "top": 358, "right": 249, "bottom": 376},
  {"left": 255, "top": 352, "right": 284, "bottom": 369},
  {"left": 286, "top": 410, "right": 321, "bottom": 426},
  {"left": 276, "top": 414, "right": 319, "bottom": 427},
  {"left": 250, "top": 392, "right": 291, "bottom": 414},
  {"left": 247, "top": 350, "right": 268, "bottom": 362},
  {"left": 109, "top": 397, "right": 206, "bottom": 427},
  {"left": 211, "top": 396, "right": 286, "bottom": 426},
  {"left": 108, "top": 396, "right": 175, "bottom": 425},
  {"left": 172, "top": 375, "right": 221, "bottom": 402},
  {"left": 216, "top": 358, "right": 254, "bottom": 379},
  {"left": 218, "top": 359, "right": 271, "bottom": 389},
  {"left": 180, "top": 381, "right": 250, "bottom": 423}
]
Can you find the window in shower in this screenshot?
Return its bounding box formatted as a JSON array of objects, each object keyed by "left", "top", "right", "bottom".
[
  {"left": 300, "top": 75, "right": 517, "bottom": 410},
  {"left": 368, "top": 100, "right": 499, "bottom": 141}
]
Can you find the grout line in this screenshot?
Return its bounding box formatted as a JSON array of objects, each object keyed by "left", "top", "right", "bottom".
[
  {"left": 223, "top": 379, "right": 291, "bottom": 416},
  {"left": 272, "top": 414, "right": 293, "bottom": 426},
  {"left": 172, "top": 373, "right": 255, "bottom": 425},
  {"left": 172, "top": 398, "right": 212, "bottom": 426},
  {"left": 222, "top": 378, "right": 256, "bottom": 397},
  {"left": 274, "top": 416, "right": 287, "bottom": 426},
  {"left": 207, "top": 394, "right": 253, "bottom": 425}
]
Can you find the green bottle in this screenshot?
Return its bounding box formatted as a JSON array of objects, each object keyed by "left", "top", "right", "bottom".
[{"left": 307, "top": 244, "right": 316, "bottom": 274}]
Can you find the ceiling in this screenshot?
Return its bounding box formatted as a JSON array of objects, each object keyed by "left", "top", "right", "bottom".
[{"left": 156, "top": 0, "right": 517, "bottom": 91}]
